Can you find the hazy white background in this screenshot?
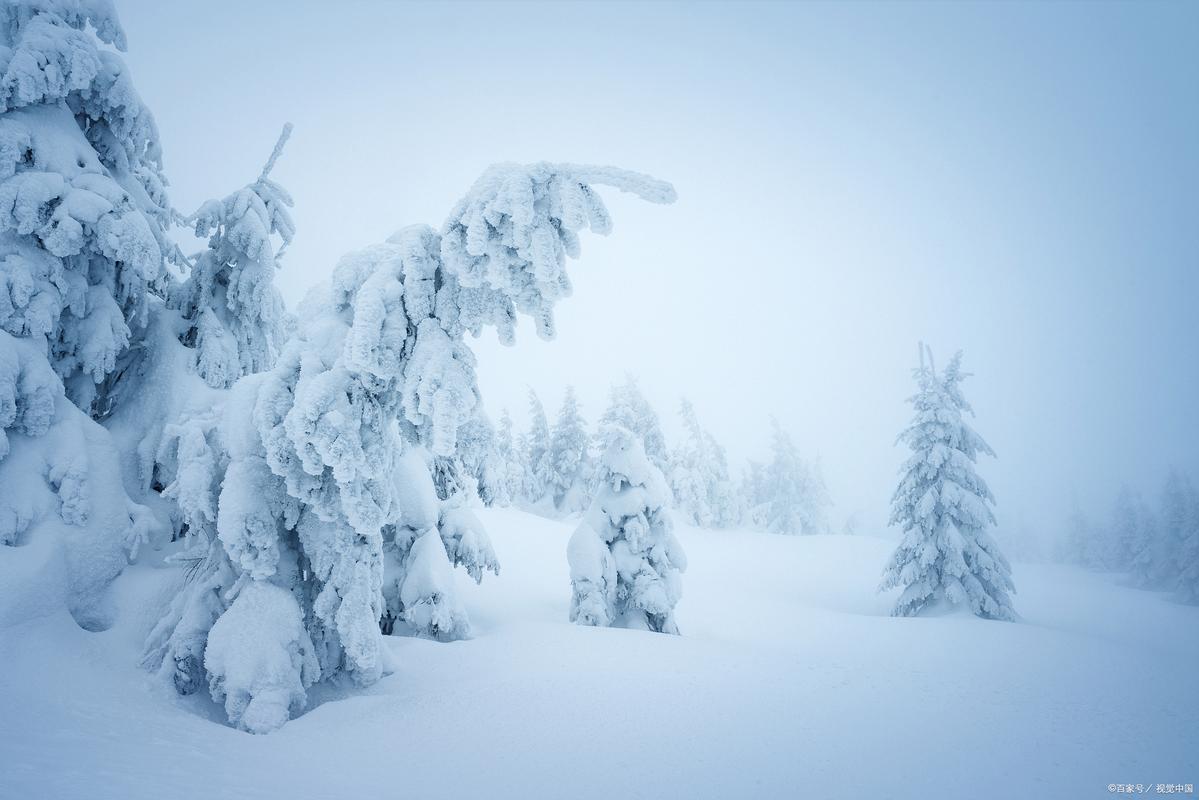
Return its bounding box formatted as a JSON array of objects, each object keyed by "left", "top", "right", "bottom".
[{"left": 118, "top": 0, "right": 1198, "bottom": 541}]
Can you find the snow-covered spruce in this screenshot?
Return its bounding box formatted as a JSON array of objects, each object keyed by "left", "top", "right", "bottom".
[
  {"left": 669, "top": 398, "right": 740, "bottom": 528},
  {"left": 742, "top": 419, "right": 830, "bottom": 535},
  {"left": 149, "top": 162, "right": 674, "bottom": 731},
  {"left": 568, "top": 426, "right": 687, "bottom": 634},
  {"left": 520, "top": 388, "right": 553, "bottom": 508},
  {"left": 880, "top": 345, "right": 1016, "bottom": 620},
  {"left": 0, "top": 1, "right": 167, "bottom": 627},
  {"left": 1110, "top": 486, "right": 1159, "bottom": 588},
  {"left": 138, "top": 131, "right": 299, "bottom": 699},
  {"left": 1173, "top": 475, "right": 1199, "bottom": 604},
  {"left": 492, "top": 408, "right": 523, "bottom": 506},
  {"left": 546, "top": 386, "right": 591, "bottom": 513}
]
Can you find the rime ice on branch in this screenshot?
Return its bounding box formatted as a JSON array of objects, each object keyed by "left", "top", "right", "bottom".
[{"left": 880, "top": 345, "right": 1016, "bottom": 620}]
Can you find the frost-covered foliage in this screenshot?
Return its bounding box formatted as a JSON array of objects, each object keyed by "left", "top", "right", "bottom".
[
  {"left": 546, "top": 386, "right": 591, "bottom": 512},
  {"left": 144, "top": 160, "right": 674, "bottom": 729},
  {"left": 669, "top": 398, "right": 740, "bottom": 528},
  {"left": 0, "top": 0, "right": 172, "bottom": 419},
  {"left": 879, "top": 346, "right": 1016, "bottom": 620},
  {"left": 520, "top": 389, "right": 552, "bottom": 505},
  {"left": 743, "top": 419, "right": 830, "bottom": 535},
  {"left": 567, "top": 426, "right": 686, "bottom": 634},
  {"left": 597, "top": 377, "right": 669, "bottom": 479},
  {"left": 0, "top": 1, "right": 168, "bottom": 628},
  {"left": 167, "top": 125, "right": 294, "bottom": 389}
]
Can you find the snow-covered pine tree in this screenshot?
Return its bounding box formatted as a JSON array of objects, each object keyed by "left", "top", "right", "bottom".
[
  {"left": 521, "top": 388, "right": 552, "bottom": 507},
  {"left": 546, "top": 385, "right": 590, "bottom": 512},
  {"left": 1174, "top": 477, "right": 1199, "bottom": 604},
  {"left": 669, "top": 398, "right": 739, "bottom": 528},
  {"left": 744, "top": 419, "right": 830, "bottom": 535},
  {"left": 167, "top": 124, "right": 294, "bottom": 389},
  {"left": 147, "top": 162, "right": 674, "bottom": 731},
  {"left": 1156, "top": 470, "right": 1193, "bottom": 589},
  {"left": 494, "top": 408, "right": 523, "bottom": 506},
  {"left": 1110, "top": 486, "right": 1159, "bottom": 587},
  {"left": 567, "top": 426, "right": 686, "bottom": 633},
  {"left": 598, "top": 376, "right": 669, "bottom": 479},
  {"left": 880, "top": 345, "right": 1016, "bottom": 620},
  {"left": 137, "top": 130, "right": 299, "bottom": 700},
  {"left": 0, "top": 0, "right": 168, "bottom": 628}
]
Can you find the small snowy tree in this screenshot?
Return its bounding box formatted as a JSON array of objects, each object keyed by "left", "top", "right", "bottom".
[
  {"left": 546, "top": 385, "right": 590, "bottom": 512},
  {"left": 1156, "top": 470, "right": 1193, "bottom": 589},
  {"left": 520, "top": 389, "right": 552, "bottom": 506},
  {"left": 1174, "top": 479, "right": 1199, "bottom": 605},
  {"left": 879, "top": 345, "right": 1016, "bottom": 620},
  {"left": 493, "top": 408, "right": 523, "bottom": 506},
  {"left": 567, "top": 426, "right": 686, "bottom": 633},
  {"left": 744, "top": 419, "right": 830, "bottom": 535},
  {"left": 1110, "top": 486, "right": 1159, "bottom": 588},
  {"left": 669, "top": 398, "right": 739, "bottom": 528},
  {"left": 598, "top": 376, "right": 669, "bottom": 478}
]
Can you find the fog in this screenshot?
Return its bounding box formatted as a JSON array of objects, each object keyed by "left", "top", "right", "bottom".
[{"left": 119, "top": 0, "right": 1199, "bottom": 543}]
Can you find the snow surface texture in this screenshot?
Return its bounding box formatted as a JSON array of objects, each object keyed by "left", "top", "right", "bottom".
[
  {"left": 881, "top": 346, "right": 1017, "bottom": 620},
  {"left": 568, "top": 427, "right": 686, "bottom": 633},
  {"left": 1, "top": 508, "right": 1195, "bottom": 800}
]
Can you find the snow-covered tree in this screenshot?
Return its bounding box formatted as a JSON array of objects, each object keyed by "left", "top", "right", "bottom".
[
  {"left": 0, "top": 0, "right": 168, "bottom": 628},
  {"left": 546, "top": 385, "right": 590, "bottom": 512},
  {"left": 1156, "top": 470, "right": 1194, "bottom": 589},
  {"left": 598, "top": 376, "right": 669, "bottom": 479},
  {"left": 879, "top": 345, "right": 1016, "bottom": 620},
  {"left": 493, "top": 408, "right": 523, "bottom": 505},
  {"left": 137, "top": 132, "right": 299, "bottom": 698},
  {"left": 743, "top": 419, "right": 830, "bottom": 535},
  {"left": 167, "top": 124, "right": 294, "bottom": 389},
  {"left": 568, "top": 426, "right": 686, "bottom": 633},
  {"left": 1173, "top": 477, "right": 1199, "bottom": 605},
  {"left": 1110, "top": 486, "right": 1159, "bottom": 588},
  {"left": 520, "top": 388, "right": 552, "bottom": 506},
  {"left": 669, "top": 398, "right": 739, "bottom": 528},
  {"left": 145, "top": 161, "right": 675, "bottom": 731}
]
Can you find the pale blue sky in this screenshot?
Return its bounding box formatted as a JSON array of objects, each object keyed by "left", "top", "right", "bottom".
[{"left": 118, "top": 0, "right": 1199, "bottom": 542}]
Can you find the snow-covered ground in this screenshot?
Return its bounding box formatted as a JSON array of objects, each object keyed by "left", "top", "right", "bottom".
[{"left": 2, "top": 507, "right": 1195, "bottom": 800}]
